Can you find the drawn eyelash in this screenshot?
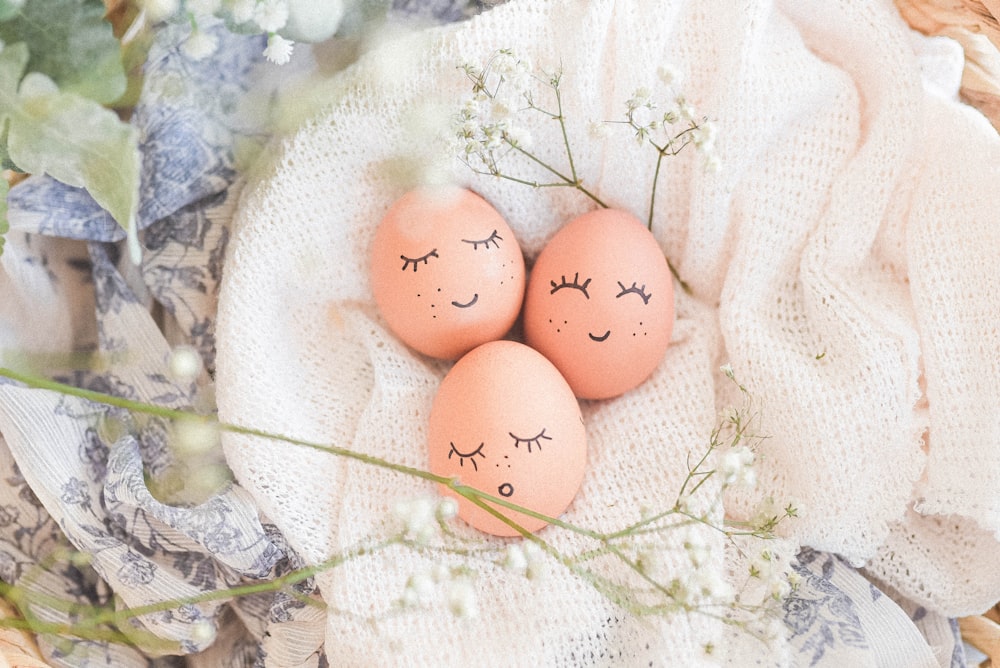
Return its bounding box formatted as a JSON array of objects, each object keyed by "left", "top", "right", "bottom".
[
  {"left": 616, "top": 281, "right": 651, "bottom": 304},
  {"left": 448, "top": 442, "right": 485, "bottom": 471},
  {"left": 462, "top": 230, "right": 503, "bottom": 250},
  {"left": 509, "top": 428, "right": 552, "bottom": 453},
  {"left": 550, "top": 273, "right": 592, "bottom": 299},
  {"left": 400, "top": 249, "right": 438, "bottom": 272}
]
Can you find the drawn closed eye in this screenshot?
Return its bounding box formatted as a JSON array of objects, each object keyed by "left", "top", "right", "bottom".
[
  {"left": 550, "top": 273, "right": 592, "bottom": 299},
  {"left": 462, "top": 230, "right": 503, "bottom": 250},
  {"left": 509, "top": 428, "right": 552, "bottom": 453},
  {"left": 448, "top": 442, "right": 485, "bottom": 471},
  {"left": 615, "top": 281, "right": 651, "bottom": 305},
  {"left": 400, "top": 249, "right": 439, "bottom": 272}
]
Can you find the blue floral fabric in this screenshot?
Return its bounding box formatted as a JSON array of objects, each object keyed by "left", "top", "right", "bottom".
[
  {"left": 0, "top": 4, "right": 972, "bottom": 668},
  {"left": 0, "top": 17, "right": 325, "bottom": 668}
]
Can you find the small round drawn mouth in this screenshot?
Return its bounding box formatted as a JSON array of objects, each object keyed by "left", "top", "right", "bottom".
[
  {"left": 451, "top": 294, "right": 479, "bottom": 309},
  {"left": 498, "top": 483, "right": 514, "bottom": 497},
  {"left": 588, "top": 330, "right": 611, "bottom": 342}
]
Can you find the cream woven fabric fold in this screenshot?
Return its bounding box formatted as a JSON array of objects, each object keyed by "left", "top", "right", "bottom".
[{"left": 216, "top": 0, "right": 1000, "bottom": 663}]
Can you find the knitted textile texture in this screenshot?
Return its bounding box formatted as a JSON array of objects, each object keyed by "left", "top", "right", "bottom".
[{"left": 216, "top": 0, "right": 1000, "bottom": 663}]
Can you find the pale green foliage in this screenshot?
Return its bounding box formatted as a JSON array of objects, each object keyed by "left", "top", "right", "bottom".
[
  {"left": 0, "top": 0, "right": 23, "bottom": 23},
  {"left": 0, "top": 0, "right": 127, "bottom": 104},
  {"left": 0, "top": 42, "right": 140, "bottom": 235}
]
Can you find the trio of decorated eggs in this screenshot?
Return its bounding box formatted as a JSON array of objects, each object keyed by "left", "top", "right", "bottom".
[{"left": 370, "top": 186, "right": 675, "bottom": 536}]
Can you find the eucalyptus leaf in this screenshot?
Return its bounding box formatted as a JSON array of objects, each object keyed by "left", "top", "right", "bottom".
[
  {"left": 0, "top": 41, "right": 140, "bottom": 235},
  {"left": 0, "top": 0, "right": 126, "bottom": 105},
  {"left": 0, "top": 0, "right": 23, "bottom": 22}
]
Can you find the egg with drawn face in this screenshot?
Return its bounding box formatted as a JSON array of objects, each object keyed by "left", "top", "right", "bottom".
[
  {"left": 523, "top": 209, "right": 674, "bottom": 399},
  {"left": 371, "top": 187, "right": 525, "bottom": 359},
  {"left": 428, "top": 341, "right": 587, "bottom": 536}
]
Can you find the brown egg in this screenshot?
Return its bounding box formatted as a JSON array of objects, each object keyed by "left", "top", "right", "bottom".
[
  {"left": 523, "top": 209, "right": 674, "bottom": 399},
  {"left": 370, "top": 187, "right": 525, "bottom": 359},
  {"left": 428, "top": 341, "right": 587, "bottom": 536}
]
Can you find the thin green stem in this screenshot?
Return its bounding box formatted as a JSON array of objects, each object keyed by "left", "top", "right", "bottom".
[
  {"left": 0, "top": 367, "right": 602, "bottom": 543},
  {"left": 647, "top": 147, "right": 666, "bottom": 231},
  {"left": 553, "top": 83, "right": 578, "bottom": 184},
  {"left": 508, "top": 144, "right": 607, "bottom": 208}
]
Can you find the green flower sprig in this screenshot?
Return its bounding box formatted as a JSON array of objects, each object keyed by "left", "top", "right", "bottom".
[
  {"left": 0, "top": 361, "right": 796, "bottom": 656},
  {"left": 453, "top": 49, "right": 718, "bottom": 294}
]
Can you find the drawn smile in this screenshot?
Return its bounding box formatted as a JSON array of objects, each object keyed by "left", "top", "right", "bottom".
[
  {"left": 451, "top": 294, "right": 479, "bottom": 308},
  {"left": 588, "top": 330, "right": 611, "bottom": 342}
]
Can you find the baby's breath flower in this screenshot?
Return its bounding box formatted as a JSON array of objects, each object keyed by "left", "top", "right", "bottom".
[
  {"left": 393, "top": 497, "right": 439, "bottom": 544},
  {"left": 657, "top": 64, "right": 681, "bottom": 87},
  {"left": 676, "top": 96, "right": 695, "bottom": 121},
  {"left": 483, "top": 124, "right": 504, "bottom": 150},
  {"left": 686, "top": 567, "right": 733, "bottom": 603},
  {"left": 683, "top": 530, "right": 711, "bottom": 568},
  {"left": 402, "top": 570, "right": 435, "bottom": 607},
  {"left": 190, "top": 619, "right": 216, "bottom": 645},
  {"left": 181, "top": 29, "right": 218, "bottom": 60},
  {"left": 431, "top": 563, "right": 451, "bottom": 583},
  {"left": 254, "top": 0, "right": 288, "bottom": 32},
  {"left": 171, "top": 417, "right": 220, "bottom": 455},
  {"left": 693, "top": 120, "right": 717, "bottom": 153},
  {"left": 489, "top": 98, "right": 513, "bottom": 122},
  {"left": 490, "top": 49, "right": 532, "bottom": 91},
  {"left": 503, "top": 543, "right": 528, "bottom": 573},
  {"left": 626, "top": 87, "right": 654, "bottom": 112},
  {"left": 523, "top": 541, "right": 546, "bottom": 580},
  {"left": 141, "top": 0, "right": 180, "bottom": 22},
  {"left": 436, "top": 497, "right": 458, "bottom": 521},
  {"left": 720, "top": 445, "right": 756, "bottom": 487},
  {"left": 168, "top": 345, "right": 203, "bottom": 382},
  {"left": 720, "top": 363, "right": 735, "bottom": 380},
  {"left": 229, "top": 0, "right": 255, "bottom": 23},
  {"left": 505, "top": 124, "right": 532, "bottom": 150},
  {"left": 446, "top": 578, "right": 478, "bottom": 618},
  {"left": 460, "top": 61, "right": 482, "bottom": 80},
  {"left": 263, "top": 33, "right": 294, "bottom": 65}
]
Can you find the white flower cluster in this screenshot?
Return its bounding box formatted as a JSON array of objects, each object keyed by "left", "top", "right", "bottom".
[
  {"left": 400, "top": 563, "right": 479, "bottom": 619},
  {"left": 749, "top": 547, "right": 799, "bottom": 602},
  {"left": 618, "top": 76, "right": 720, "bottom": 173},
  {"left": 719, "top": 445, "right": 756, "bottom": 488},
  {"left": 393, "top": 496, "right": 458, "bottom": 544},
  {"left": 144, "top": 0, "right": 311, "bottom": 64},
  {"left": 501, "top": 541, "right": 547, "bottom": 580},
  {"left": 453, "top": 50, "right": 537, "bottom": 175}
]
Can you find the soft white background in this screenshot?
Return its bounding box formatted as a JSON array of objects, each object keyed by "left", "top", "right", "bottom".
[{"left": 216, "top": 0, "right": 1000, "bottom": 663}]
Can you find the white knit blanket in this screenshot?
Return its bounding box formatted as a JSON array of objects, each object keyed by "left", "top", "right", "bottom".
[{"left": 215, "top": 0, "right": 1000, "bottom": 664}]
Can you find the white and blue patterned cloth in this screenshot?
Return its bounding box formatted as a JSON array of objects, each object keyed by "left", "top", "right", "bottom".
[{"left": 0, "top": 3, "right": 971, "bottom": 666}]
